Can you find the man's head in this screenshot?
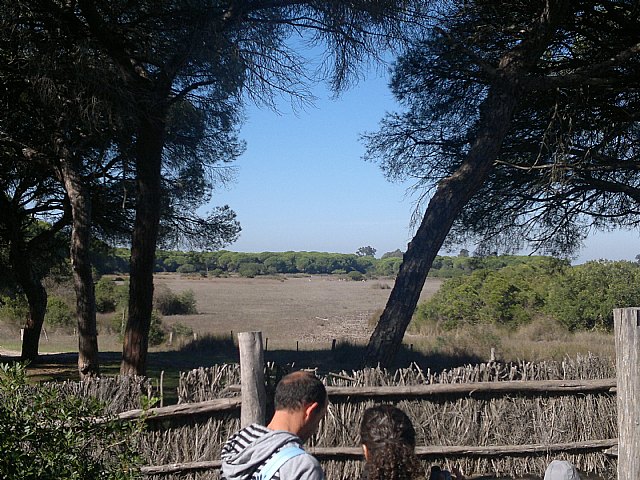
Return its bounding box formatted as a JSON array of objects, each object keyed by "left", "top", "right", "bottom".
[{"left": 268, "top": 371, "right": 329, "bottom": 442}]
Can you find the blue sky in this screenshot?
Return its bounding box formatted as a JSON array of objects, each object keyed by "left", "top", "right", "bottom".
[{"left": 209, "top": 72, "right": 640, "bottom": 265}]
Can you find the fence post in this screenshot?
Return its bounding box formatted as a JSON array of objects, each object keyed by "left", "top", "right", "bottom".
[
  {"left": 238, "top": 331, "right": 266, "bottom": 427},
  {"left": 614, "top": 308, "right": 640, "bottom": 480}
]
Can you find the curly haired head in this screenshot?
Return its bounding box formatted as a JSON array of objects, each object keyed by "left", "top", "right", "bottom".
[{"left": 360, "top": 405, "right": 423, "bottom": 480}]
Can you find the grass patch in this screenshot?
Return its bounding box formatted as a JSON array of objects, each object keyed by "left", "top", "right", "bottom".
[{"left": 407, "top": 316, "right": 615, "bottom": 363}]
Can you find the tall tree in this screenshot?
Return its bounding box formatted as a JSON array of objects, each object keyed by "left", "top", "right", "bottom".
[
  {"left": 37, "top": 0, "right": 419, "bottom": 375},
  {"left": 0, "top": 158, "right": 70, "bottom": 362},
  {"left": 1, "top": 2, "right": 122, "bottom": 374},
  {"left": 364, "top": 0, "right": 640, "bottom": 366},
  {"left": 4, "top": 1, "right": 243, "bottom": 373}
]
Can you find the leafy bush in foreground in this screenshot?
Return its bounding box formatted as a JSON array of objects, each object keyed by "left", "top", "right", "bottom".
[{"left": 0, "top": 363, "right": 142, "bottom": 479}]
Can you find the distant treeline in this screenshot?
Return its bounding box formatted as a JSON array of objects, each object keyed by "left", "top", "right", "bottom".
[{"left": 91, "top": 244, "right": 552, "bottom": 279}]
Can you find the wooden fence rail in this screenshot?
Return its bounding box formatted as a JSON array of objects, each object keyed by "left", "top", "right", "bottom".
[
  {"left": 136, "top": 316, "right": 640, "bottom": 479},
  {"left": 131, "top": 377, "right": 618, "bottom": 476},
  {"left": 140, "top": 439, "right": 619, "bottom": 476},
  {"left": 104, "top": 397, "right": 241, "bottom": 423},
  {"left": 115, "top": 378, "right": 616, "bottom": 424}
]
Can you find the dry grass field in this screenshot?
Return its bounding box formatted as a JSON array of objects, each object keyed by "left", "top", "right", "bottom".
[
  {"left": 153, "top": 273, "right": 442, "bottom": 350},
  {"left": 0, "top": 272, "right": 616, "bottom": 374}
]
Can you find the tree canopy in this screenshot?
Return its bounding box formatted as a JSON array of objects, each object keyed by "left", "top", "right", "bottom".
[
  {"left": 2, "top": 0, "right": 423, "bottom": 374},
  {"left": 364, "top": 0, "right": 640, "bottom": 366}
]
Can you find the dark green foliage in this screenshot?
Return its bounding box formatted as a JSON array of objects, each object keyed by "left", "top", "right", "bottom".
[
  {"left": 356, "top": 246, "right": 376, "bottom": 257},
  {"left": 238, "top": 262, "right": 262, "bottom": 278},
  {"left": 95, "top": 277, "right": 127, "bottom": 313},
  {"left": 176, "top": 263, "right": 197, "bottom": 274},
  {"left": 90, "top": 247, "right": 580, "bottom": 279},
  {"left": 148, "top": 311, "right": 166, "bottom": 346},
  {"left": 544, "top": 261, "right": 640, "bottom": 331},
  {"left": 375, "top": 257, "right": 403, "bottom": 276},
  {"left": 91, "top": 242, "right": 131, "bottom": 275},
  {"left": 153, "top": 287, "right": 197, "bottom": 316},
  {"left": 347, "top": 271, "right": 365, "bottom": 281},
  {"left": 44, "top": 297, "right": 74, "bottom": 329},
  {"left": 380, "top": 249, "right": 403, "bottom": 259},
  {"left": 415, "top": 259, "right": 640, "bottom": 332},
  {"left": 0, "top": 363, "right": 142, "bottom": 479},
  {"left": 0, "top": 295, "right": 29, "bottom": 327},
  {"left": 170, "top": 321, "right": 194, "bottom": 337}
]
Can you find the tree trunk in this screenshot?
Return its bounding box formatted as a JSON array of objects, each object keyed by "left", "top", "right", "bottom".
[
  {"left": 364, "top": 1, "right": 567, "bottom": 367},
  {"left": 0, "top": 193, "right": 48, "bottom": 362},
  {"left": 15, "top": 257, "right": 47, "bottom": 362},
  {"left": 60, "top": 158, "right": 100, "bottom": 378},
  {"left": 120, "top": 112, "right": 166, "bottom": 376},
  {"left": 364, "top": 85, "right": 520, "bottom": 367}
]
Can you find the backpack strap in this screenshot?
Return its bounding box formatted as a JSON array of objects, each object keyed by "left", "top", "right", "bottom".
[{"left": 256, "top": 446, "right": 306, "bottom": 480}]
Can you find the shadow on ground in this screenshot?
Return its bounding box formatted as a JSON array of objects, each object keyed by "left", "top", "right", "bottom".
[{"left": 0, "top": 336, "right": 483, "bottom": 382}]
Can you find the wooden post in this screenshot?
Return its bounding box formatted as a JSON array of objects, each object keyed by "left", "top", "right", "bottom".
[
  {"left": 238, "top": 331, "right": 266, "bottom": 427},
  {"left": 614, "top": 308, "right": 640, "bottom": 480}
]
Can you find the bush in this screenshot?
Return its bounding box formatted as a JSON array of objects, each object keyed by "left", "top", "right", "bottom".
[
  {"left": 44, "top": 297, "right": 74, "bottom": 329},
  {"left": 347, "top": 271, "right": 364, "bottom": 281},
  {"left": 0, "top": 363, "right": 142, "bottom": 479},
  {"left": 238, "top": 262, "right": 261, "bottom": 278},
  {"left": 176, "top": 263, "right": 196, "bottom": 274},
  {"left": 95, "top": 277, "right": 127, "bottom": 313},
  {"left": 154, "top": 286, "right": 197, "bottom": 315},
  {"left": 210, "top": 268, "right": 224, "bottom": 277},
  {"left": 545, "top": 260, "right": 640, "bottom": 331},
  {"left": 0, "top": 295, "right": 29, "bottom": 326},
  {"left": 148, "top": 311, "right": 166, "bottom": 346},
  {"left": 171, "top": 321, "right": 194, "bottom": 337}
]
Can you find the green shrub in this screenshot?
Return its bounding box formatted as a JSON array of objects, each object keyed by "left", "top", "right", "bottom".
[
  {"left": 154, "top": 287, "right": 197, "bottom": 315},
  {"left": 347, "top": 271, "right": 365, "bottom": 281},
  {"left": 95, "top": 277, "right": 127, "bottom": 313},
  {"left": 544, "top": 260, "right": 640, "bottom": 331},
  {"left": 0, "top": 295, "right": 29, "bottom": 326},
  {"left": 176, "top": 263, "right": 196, "bottom": 274},
  {"left": 0, "top": 363, "right": 142, "bottom": 479},
  {"left": 171, "top": 321, "right": 194, "bottom": 337},
  {"left": 148, "top": 311, "right": 166, "bottom": 346},
  {"left": 44, "top": 297, "right": 74, "bottom": 329},
  {"left": 238, "top": 262, "right": 261, "bottom": 278}
]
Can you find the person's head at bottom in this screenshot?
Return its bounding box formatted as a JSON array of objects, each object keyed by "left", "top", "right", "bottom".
[
  {"left": 267, "top": 370, "right": 329, "bottom": 442},
  {"left": 360, "top": 404, "right": 422, "bottom": 480},
  {"left": 543, "top": 460, "right": 581, "bottom": 480}
]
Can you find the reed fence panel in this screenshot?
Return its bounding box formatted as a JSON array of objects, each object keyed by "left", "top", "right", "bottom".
[{"left": 65, "top": 354, "right": 617, "bottom": 479}]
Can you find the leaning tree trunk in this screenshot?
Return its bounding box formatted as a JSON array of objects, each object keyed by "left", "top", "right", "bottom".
[
  {"left": 121, "top": 112, "right": 166, "bottom": 376},
  {"left": 364, "top": 85, "right": 520, "bottom": 367},
  {"left": 364, "top": 1, "right": 566, "bottom": 367},
  {"left": 60, "top": 157, "right": 100, "bottom": 378}
]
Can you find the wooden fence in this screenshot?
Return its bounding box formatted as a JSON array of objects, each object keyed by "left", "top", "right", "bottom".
[
  {"left": 122, "top": 375, "right": 618, "bottom": 476},
  {"left": 71, "top": 308, "right": 639, "bottom": 479},
  {"left": 106, "top": 348, "right": 617, "bottom": 479}
]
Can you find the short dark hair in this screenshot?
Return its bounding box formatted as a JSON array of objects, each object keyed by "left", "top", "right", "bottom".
[{"left": 274, "top": 371, "right": 327, "bottom": 411}]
